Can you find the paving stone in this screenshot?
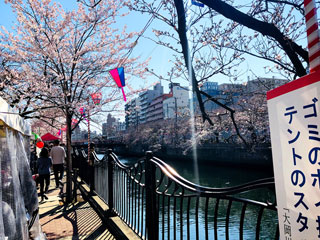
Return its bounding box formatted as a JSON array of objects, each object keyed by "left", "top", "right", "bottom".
[{"left": 38, "top": 175, "right": 116, "bottom": 239}]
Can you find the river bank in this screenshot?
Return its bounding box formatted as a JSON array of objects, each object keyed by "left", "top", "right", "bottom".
[{"left": 112, "top": 143, "right": 273, "bottom": 169}]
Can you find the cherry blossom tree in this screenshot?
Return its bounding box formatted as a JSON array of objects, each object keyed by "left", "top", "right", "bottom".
[
  {"left": 0, "top": 0, "right": 148, "bottom": 202},
  {"left": 123, "top": 118, "right": 191, "bottom": 153},
  {"left": 122, "top": 93, "right": 271, "bottom": 154},
  {"left": 197, "top": 0, "right": 308, "bottom": 78},
  {"left": 129, "top": 0, "right": 309, "bottom": 146}
]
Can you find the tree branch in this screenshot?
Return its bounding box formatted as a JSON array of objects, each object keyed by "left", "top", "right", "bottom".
[
  {"left": 199, "top": 0, "right": 308, "bottom": 77},
  {"left": 174, "top": 0, "right": 213, "bottom": 125}
]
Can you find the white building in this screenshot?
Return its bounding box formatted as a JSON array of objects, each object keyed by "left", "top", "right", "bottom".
[{"left": 163, "top": 83, "right": 189, "bottom": 119}]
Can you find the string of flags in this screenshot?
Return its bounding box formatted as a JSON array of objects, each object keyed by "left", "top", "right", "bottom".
[
  {"left": 32, "top": 132, "right": 44, "bottom": 148},
  {"left": 56, "top": 118, "right": 79, "bottom": 136}
]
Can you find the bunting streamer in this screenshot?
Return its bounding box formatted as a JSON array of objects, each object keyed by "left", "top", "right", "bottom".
[
  {"left": 79, "top": 107, "right": 88, "bottom": 122},
  {"left": 109, "top": 67, "right": 127, "bottom": 101},
  {"left": 191, "top": 0, "right": 204, "bottom": 7},
  {"left": 32, "top": 132, "right": 40, "bottom": 140}
]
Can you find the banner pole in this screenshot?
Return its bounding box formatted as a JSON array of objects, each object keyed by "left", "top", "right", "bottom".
[{"left": 304, "top": 0, "right": 320, "bottom": 72}]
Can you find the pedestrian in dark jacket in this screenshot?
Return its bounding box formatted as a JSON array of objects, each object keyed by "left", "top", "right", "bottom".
[{"left": 37, "top": 147, "right": 52, "bottom": 201}]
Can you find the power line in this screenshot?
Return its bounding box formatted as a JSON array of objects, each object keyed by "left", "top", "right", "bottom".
[
  {"left": 118, "top": 1, "right": 164, "bottom": 67},
  {"left": 91, "top": 2, "right": 164, "bottom": 95}
]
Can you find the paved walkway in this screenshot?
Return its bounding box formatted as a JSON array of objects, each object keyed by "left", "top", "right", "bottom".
[{"left": 38, "top": 175, "right": 116, "bottom": 240}]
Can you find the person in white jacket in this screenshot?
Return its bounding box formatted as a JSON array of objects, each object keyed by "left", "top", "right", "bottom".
[{"left": 50, "top": 140, "right": 66, "bottom": 188}]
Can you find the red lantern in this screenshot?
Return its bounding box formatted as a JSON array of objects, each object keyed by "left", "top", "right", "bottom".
[
  {"left": 71, "top": 119, "right": 78, "bottom": 126},
  {"left": 36, "top": 141, "right": 44, "bottom": 148},
  {"left": 90, "top": 92, "right": 102, "bottom": 105}
]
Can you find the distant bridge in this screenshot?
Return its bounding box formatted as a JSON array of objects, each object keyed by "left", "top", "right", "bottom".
[{"left": 72, "top": 142, "right": 126, "bottom": 153}]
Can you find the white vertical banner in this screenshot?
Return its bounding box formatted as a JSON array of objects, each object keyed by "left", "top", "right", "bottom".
[{"left": 267, "top": 71, "right": 320, "bottom": 239}]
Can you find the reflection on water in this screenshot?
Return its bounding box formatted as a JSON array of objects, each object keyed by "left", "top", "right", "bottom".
[
  {"left": 111, "top": 155, "right": 274, "bottom": 187},
  {"left": 96, "top": 154, "right": 277, "bottom": 239},
  {"left": 166, "top": 159, "right": 273, "bottom": 187}
]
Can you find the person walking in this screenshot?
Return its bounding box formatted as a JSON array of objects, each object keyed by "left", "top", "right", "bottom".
[
  {"left": 37, "top": 147, "right": 52, "bottom": 201},
  {"left": 50, "top": 140, "right": 66, "bottom": 188}
]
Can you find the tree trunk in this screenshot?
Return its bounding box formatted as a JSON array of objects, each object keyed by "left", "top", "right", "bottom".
[
  {"left": 173, "top": 0, "right": 251, "bottom": 146},
  {"left": 65, "top": 110, "right": 73, "bottom": 203},
  {"left": 173, "top": 0, "right": 214, "bottom": 126}
]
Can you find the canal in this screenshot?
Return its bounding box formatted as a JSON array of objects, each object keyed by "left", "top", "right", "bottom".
[
  {"left": 97, "top": 154, "right": 277, "bottom": 239},
  {"left": 98, "top": 154, "right": 274, "bottom": 185}
]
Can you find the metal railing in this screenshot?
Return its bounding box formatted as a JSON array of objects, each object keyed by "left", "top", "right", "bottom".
[{"left": 73, "top": 148, "right": 279, "bottom": 240}]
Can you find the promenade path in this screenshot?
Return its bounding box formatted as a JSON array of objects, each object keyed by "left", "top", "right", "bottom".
[{"left": 38, "top": 175, "right": 116, "bottom": 240}]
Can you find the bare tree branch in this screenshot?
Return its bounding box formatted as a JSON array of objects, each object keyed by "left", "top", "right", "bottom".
[{"left": 199, "top": 0, "right": 308, "bottom": 77}]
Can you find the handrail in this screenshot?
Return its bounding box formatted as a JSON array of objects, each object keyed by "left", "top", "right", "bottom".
[
  {"left": 150, "top": 156, "right": 275, "bottom": 196},
  {"left": 105, "top": 151, "right": 275, "bottom": 196},
  {"left": 110, "top": 152, "right": 130, "bottom": 169},
  {"left": 73, "top": 148, "right": 279, "bottom": 240}
]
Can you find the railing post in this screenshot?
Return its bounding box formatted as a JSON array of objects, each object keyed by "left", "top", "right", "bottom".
[
  {"left": 107, "top": 149, "right": 114, "bottom": 211},
  {"left": 145, "top": 151, "right": 159, "bottom": 240},
  {"left": 73, "top": 168, "right": 79, "bottom": 202}
]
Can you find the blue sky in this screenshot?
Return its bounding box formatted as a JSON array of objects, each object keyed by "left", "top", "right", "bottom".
[
  {"left": 0, "top": 1, "right": 285, "bottom": 88},
  {"left": 0, "top": 1, "right": 300, "bottom": 91},
  {"left": 0, "top": 1, "right": 172, "bottom": 131},
  {"left": 0, "top": 1, "right": 309, "bottom": 131},
  {"left": 0, "top": 1, "right": 171, "bottom": 89}
]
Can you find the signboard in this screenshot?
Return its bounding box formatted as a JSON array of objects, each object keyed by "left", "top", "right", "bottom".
[{"left": 267, "top": 71, "right": 320, "bottom": 239}]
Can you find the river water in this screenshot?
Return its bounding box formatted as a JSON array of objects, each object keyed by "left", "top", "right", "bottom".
[
  {"left": 97, "top": 154, "right": 278, "bottom": 239},
  {"left": 115, "top": 155, "right": 275, "bottom": 197},
  {"left": 98, "top": 154, "right": 274, "bottom": 187}
]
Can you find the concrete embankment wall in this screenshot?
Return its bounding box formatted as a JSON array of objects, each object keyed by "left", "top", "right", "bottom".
[{"left": 113, "top": 143, "right": 273, "bottom": 169}]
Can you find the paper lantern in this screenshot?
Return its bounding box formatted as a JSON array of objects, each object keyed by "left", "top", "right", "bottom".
[
  {"left": 36, "top": 141, "right": 44, "bottom": 148},
  {"left": 90, "top": 92, "right": 102, "bottom": 105},
  {"left": 71, "top": 119, "right": 78, "bottom": 126}
]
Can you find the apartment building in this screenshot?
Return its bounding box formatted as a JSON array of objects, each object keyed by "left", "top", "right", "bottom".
[
  {"left": 192, "top": 81, "right": 220, "bottom": 113},
  {"left": 163, "top": 83, "right": 189, "bottom": 119},
  {"left": 138, "top": 83, "right": 163, "bottom": 124},
  {"left": 246, "top": 77, "right": 289, "bottom": 93},
  {"left": 146, "top": 93, "right": 172, "bottom": 123},
  {"left": 125, "top": 97, "right": 140, "bottom": 129}
]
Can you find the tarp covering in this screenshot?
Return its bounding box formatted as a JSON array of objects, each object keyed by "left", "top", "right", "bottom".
[
  {"left": 41, "top": 132, "right": 60, "bottom": 141},
  {"left": 0, "top": 97, "right": 44, "bottom": 239},
  {"left": 0, "top": 97, "right": 31, "bottom": 136}
]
